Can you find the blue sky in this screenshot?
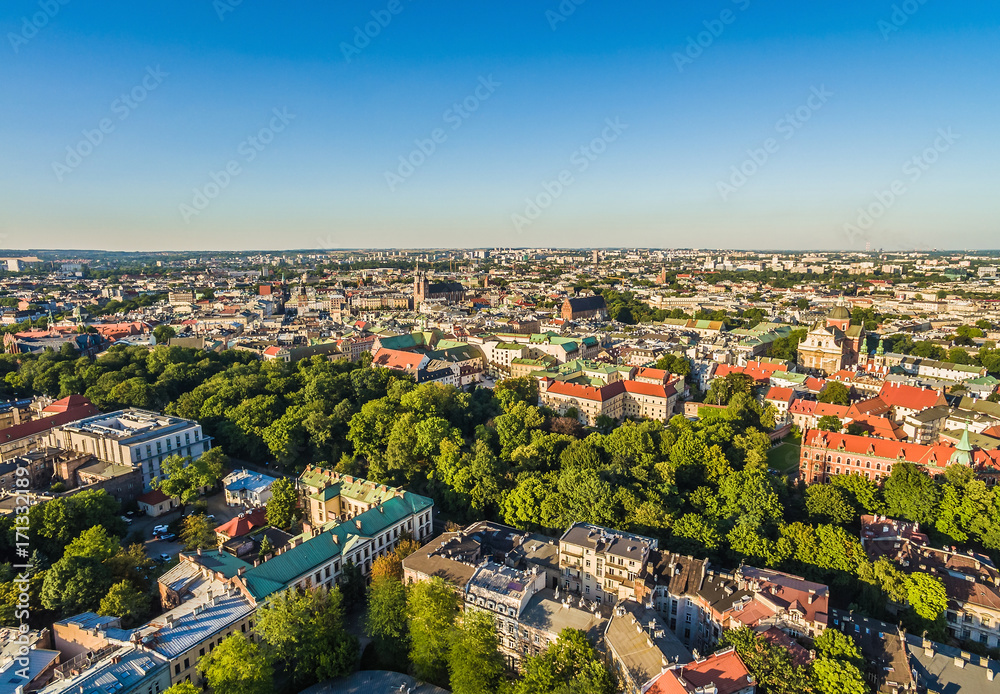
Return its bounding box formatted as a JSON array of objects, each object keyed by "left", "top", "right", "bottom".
[{"left": 1, "top": 1, "right": 998, "bottom": 251}]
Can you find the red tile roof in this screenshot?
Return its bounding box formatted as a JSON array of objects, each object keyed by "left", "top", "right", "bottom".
[
  {"left": 215, "top": 507, "right": 267, "bottom": 539},
  {"left": 877, "top": 382, "right": 946, "bottom": 411},
  {"left": 803, "top": 429, "right": 1000, "bottom": 473},
  {"left": 41, "top": 394, "right": 92, "bottom": 413},
  {"left": 647, "top": 648, "right": 754, "bottom": 694},
  {"left": 137, "top": 489, "right": 171, "bottom": 505},
  {"left": 0, "top": 400, "right": 99, "bottom": 444},
  {"left": 765, "top": 386, "right": 796, "bottom": 404},
  {"left": 372, "top": 348, "right": 424, "bottom": 371}
]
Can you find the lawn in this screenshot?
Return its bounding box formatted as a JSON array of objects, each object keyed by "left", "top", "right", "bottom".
[{"left": 766, "top": 442, "right": 802, "bottom": 476}]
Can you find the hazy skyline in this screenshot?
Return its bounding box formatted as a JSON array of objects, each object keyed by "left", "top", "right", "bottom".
[{"left": 2, "top": 2, "right": 998, "bottom": 251}]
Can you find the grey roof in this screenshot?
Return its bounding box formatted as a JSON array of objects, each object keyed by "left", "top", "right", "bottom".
[
  {"left": 560, "top": 522, "right": 657, "bottom": 562},
  {"left": 519, "top": 588, "right": 611, "bottom": 643},
  {"left": 0, "top": 648, "right": 59, "bottom": 694},
  {"left": 36, "top": 645, "right": 166, "bottom": 694},
  {"left": 905, "top": 632, "right": 1000, "bottom": 692},
  {"left": 143, "top": 591, "right": 254, "bottom": 659},
  {"left": 604, "top": 602, "right": 691, "bottom": 688}
]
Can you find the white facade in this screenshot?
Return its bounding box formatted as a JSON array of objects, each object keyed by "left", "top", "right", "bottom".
[{"left": 46, "top": 409, "right": 210, "bottom": 490}]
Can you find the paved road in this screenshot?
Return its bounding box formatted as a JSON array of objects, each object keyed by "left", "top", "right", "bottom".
[{"left": 130, "top": 490, "right": 248, "bottom": 562}]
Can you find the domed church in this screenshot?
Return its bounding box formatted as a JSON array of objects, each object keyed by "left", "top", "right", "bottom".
[{"left": 796, "top": 305, "right": 866, "bottom": 375}]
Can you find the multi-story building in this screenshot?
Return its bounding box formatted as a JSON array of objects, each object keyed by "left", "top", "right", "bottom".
[
  {"left": 45, "top": 409, "right": 210, "bottom": 490},
  {"left": 797, "top": 306, "right": 865, "bottom": 375},
  {"left": 223, "top": 469, "right": 277, "bottom": 508},
  {"left": 559, "top": 523, "right": 657, "bottom": 604},
  {"left": 799, "top": 427, "right": 1000, "bottom": 485},
  {"left": 462, "top": 562, "right": 547, "bottom": 667},
  {"left": 860, "top": 514, "right": 1000, "bottom": 649},
  {"left": 645, "top": 647, "right": 756, "bottom": 694}
]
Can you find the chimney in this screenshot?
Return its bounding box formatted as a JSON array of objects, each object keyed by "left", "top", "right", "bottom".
[
  {"left": 954, "top": 656, "right": 965, "bottom": 669},
  {"left": 355, "top": 520, "right": 362, "bottom": 530},
  {"left": 197, "top": 547, "right": 202, "bottom": 556}
]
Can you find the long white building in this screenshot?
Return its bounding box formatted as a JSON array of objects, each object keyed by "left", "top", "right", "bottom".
[{"left": 45, "top": 409, "right": 211, "bottom": 489}]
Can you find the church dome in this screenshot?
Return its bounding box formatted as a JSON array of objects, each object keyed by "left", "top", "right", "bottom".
[{"left": 828, "top": 305, "right": 850, "bottom": 320}]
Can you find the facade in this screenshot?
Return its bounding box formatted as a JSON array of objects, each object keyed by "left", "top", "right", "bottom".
[
  {"left": 559, "top": 523, "right": 657, "bottom": 604},
  {"left": 797, "top": 306, "right": 865, "bottom": 375},
  {"left": 223, "top": 469, "right": 277, "bottom": 508},
  {"left": 414, "top": 271, "right": 465, "bottom": 305},
  {"left": 799, "top": 428, "right": 1000, "bottom": 485},
  {"left": 561, "top": 295, "right": 608, "bottom": 321},
  {"left": 462, "top": 562, "right": 547, "bottom": 667},
  {"left": 45, "top": 409, "right": 210, "bottom": 490},
  {"left": 539, "top": 377, "right": 678, "bottom": 425}
]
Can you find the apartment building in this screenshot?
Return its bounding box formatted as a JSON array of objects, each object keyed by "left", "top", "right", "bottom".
[
  {"left": 45, "top": 409, "right": 210, "bottom": 490},
  {"left": 559, "top": 523, "right": 657, "bottom": 604},
  {"left": 463, "top": 562, "right": 547, "bottom": 666},
  {"left": 861, "top": 514, "right": 1000, "bottom": 650}
]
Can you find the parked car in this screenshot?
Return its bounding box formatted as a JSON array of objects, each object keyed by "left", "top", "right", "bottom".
[
  {"left": 152, "top": 524, "right": 169, "bottom": 534},
  {"left": 159, "top": 533, "right": 177, "bottom": 542},
  {"left": 120, "top": 516, "right": 133, "bottom": 525},
  {"left": 158, "top": 553, "right": 172, "bottom": 562}
]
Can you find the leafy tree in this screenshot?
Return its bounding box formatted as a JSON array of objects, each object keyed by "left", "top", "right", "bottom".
[
  {"left": 98, "top": 580, "right": 150, "bottom": 627},
  {"left": 152, "top": 448, "right": 227, "bottom": 504},
  {"left": 198, "top": 633, "right": 273, "bottom": 694},
  {"left": 814, "top": 629, "right": 862, "bottom": 665},
  {"left": 811, "top": 657, "right": 868, "bottom": 694},
  {"left": 817, "top": 415, "right": 843, "bottom": 432},
  {"left": 265, "top": 477, "right": 299, "bottom": 529},
  {"left": 181, "top": 514, "right": 217, "bottom": 550},
  {"left": 153, "top": 325, "right": 176, "bottom": 343},
  {"left": 339, "top": 560, "right": 366, "bottom": 608},
  {"left": 254, "top": 586, "right": 357, "bottom": 685},
  {"left": 407, "top": 576, "right": 460, "bottom": 686},
  {"left": 163, "top": 683, "right": 200, "bottom": 694},
  {"left": 818, "top": 382, "right": 851, "bottom": 406},
  {"left": 883, "top": 463, "right": 940, "bottom": 525},
  {"left": 371, "top": 553, "right": 403, "bottom": 582},
  {"left": 705, "top": 372, "right": 754, "bottom": 406},
  {"left": 907, "top": 572, "right": 947, "bottom": 622},
  {"left": 721, "top": 626, "right": 810, "bottom": 694},
  {"left": 494, "top": 377, "right": 539, "bottom": 409},
  {"left": 806, "top": 484, "right": 857, "bottom": 525},
  {"left": 513, "top": 628, "right": 614, "bottom": 694},
  {"left": 449, "top": 610, "right": 505, "bottom": 694},
  {"left": 366, "top": 576, "right": 409, "bottom": 666}
]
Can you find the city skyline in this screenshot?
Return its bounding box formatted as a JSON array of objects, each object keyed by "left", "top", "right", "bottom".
[{"left": 2, "top": 2, "right": 998, "bottom": 251}]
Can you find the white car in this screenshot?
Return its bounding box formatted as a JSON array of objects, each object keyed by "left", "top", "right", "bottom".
[
  {"left": 120, "top": 516, "right": 133, "bottom": 525},
  {"left": 152, "top": 524, "right": 169, "bottom": 535}
]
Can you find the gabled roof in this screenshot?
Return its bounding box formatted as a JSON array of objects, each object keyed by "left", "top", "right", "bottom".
[{"left": 878, "top": 382, "right": 946, "bottom": 411}]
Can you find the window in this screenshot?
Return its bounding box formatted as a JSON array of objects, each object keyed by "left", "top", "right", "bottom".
[
  {"left": 175, "top": 664, "right": 181, "bottom": 675},
  {"left": 184, "top": 658, "right": 189, "bottom": 670}
]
